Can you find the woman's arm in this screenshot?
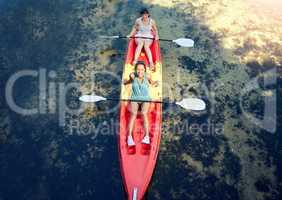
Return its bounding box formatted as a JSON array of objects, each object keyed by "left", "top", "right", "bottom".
[
  {"left": 123, "top": 73, "right": 135, "bottom": 85},
  {"left": 128, "top": 19, "right": 138, "bottom": 37},
  {"left": 152, "top": 19, "right": 159, "bottom": 40},
  {"left": 147, "top": 73, "right": 159, "bottom": 87}
]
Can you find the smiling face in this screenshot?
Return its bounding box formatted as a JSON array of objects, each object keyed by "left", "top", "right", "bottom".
[
  {"left": 136, "top": 64, "right": 146, "bottom": 78},
  {"left": 142, "top": 13, "right": 149, "bottom": 20}
]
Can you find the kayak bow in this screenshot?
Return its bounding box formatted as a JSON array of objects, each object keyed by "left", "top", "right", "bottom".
[{"left": 119, "top": 36, "right": 162, "bottom": 200}]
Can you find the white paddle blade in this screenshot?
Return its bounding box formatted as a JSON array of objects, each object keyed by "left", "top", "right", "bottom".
[
  {"left": 176, "top": 98, "right": 206, "bottom": 111},
  {"left": 99, "top": 35, "right": 119, "bottom": 39},
  {"left": 79, "top": 95, "right": 107, "bottom": 103},
  {"left": 173, "top": 38, "right": 194, "bottom": 47}
]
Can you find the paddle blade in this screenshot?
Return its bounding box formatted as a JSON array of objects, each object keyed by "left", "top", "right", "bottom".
[
  {"left": 176, "top": 98, "right": 206, "bottom": 111},
  {"left": 173, "top": 38, "right": 194, "bottom": 47},
  {"left": 79, "top": 95, "right": 107, "bottom": 103},
  {"left": 99, "top": 35, "right": 120, "bottom": 39}
]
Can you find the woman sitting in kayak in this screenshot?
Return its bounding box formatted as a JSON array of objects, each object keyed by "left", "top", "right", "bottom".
[
  {"left": 128, "top": 8, "right": 159, "bottom": 71},
  {"left": 123, "top": 61, "right": 158, "bottom": 146}
]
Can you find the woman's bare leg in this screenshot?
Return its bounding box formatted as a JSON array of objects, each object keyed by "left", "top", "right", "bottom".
[
  {"left": 141, "top": 102, "right": 150, "bottom": 137},
  {"left": 128, "top": 102, "right": 139, "bottom": 137},
  {"left": 134, "top": 38, "right": 145, "bottom": 64},
  {"left": 144, "top": 39, "right": 154, "bottom": 70}
]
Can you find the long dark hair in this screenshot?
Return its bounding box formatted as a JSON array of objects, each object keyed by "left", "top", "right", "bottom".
[
  {"left": 140, "top": 8, "right": 150, "bottom": 17},
  {"left": 134, "top": 61, "right": 146, "bottom": 73}
]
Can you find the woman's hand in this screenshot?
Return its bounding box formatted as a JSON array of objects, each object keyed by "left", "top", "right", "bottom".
[
  {"left": 124, "top": 73, "right": 135, "bottom": 85},
  {"left": 154, "top": 80, "right": 159, "bottom": 87},
  {"left": 148, "top": 74, "right": 159, "bottom": 87},
  {"left": 130, "top": 72, "right": 135, "bottom": 80}
]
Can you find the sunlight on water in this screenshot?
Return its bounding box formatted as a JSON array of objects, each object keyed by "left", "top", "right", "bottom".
[
  {"left": 142, "top": 0, "right": 282, "bottom": 65},
  {"left": 249, "top": 0, "right": 282, "bottom": 9}
]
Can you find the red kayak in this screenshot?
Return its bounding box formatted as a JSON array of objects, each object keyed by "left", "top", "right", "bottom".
[{"left": 119, "top": 36, "right": 162, "bottom": 200}]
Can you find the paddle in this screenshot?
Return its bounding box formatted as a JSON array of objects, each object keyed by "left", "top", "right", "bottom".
[
  {"left": 79, "top": 94, "right": 206, "bottom": 111},
  {"left": 99, "top": 35, "right": 194, "bottom": 47}
]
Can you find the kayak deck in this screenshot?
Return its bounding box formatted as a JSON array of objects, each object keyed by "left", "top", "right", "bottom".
[{"left": 119, "top": 38, "right": 162, "bottom": 200}]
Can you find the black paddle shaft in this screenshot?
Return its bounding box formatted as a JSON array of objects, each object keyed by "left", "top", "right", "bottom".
[
  {"left": 119, "top": 36, "right": 171, "bottom": 42},
  {"left": 106, "top": 97, "right": 163, "bottom": 104}
]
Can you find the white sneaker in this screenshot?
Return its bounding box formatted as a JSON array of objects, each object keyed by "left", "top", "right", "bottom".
[
  {"left": 142, "top": 135, "right": 150, "bottom": 144},
  {"left": 127, "top": 135, "right": 135, "bottom": 146}
]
